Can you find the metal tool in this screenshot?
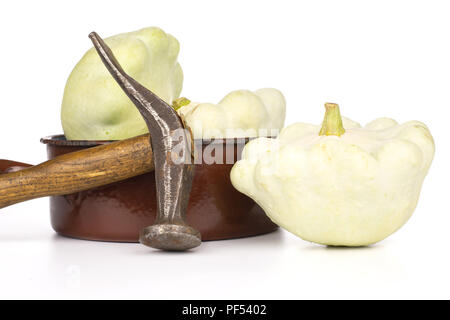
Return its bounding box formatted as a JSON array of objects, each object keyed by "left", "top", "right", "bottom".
[{"left": 89, "top": 32, "right": 201, "bottom": 251}]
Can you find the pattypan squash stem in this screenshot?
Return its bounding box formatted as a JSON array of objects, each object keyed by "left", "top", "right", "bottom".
[
  {"left": 319, "top": 103, "right": 346, "bottom": 136},
  {"left": 172, "top": 97, "right": 191, "bottom": 111}
]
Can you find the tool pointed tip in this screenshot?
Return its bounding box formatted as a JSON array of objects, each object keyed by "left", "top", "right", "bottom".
[{"left": 88, "top": 31, "right": 98, "bottom": 40}]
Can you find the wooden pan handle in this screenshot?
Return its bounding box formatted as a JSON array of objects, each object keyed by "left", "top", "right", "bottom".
[{"left": 0, "top": 134, "right": 154, "bottom": 209}]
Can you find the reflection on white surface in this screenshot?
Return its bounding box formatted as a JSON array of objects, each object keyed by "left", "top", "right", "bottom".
[
  {"left": 0, "top": 181, "right": 447, "bottom": 300},
  {"left": 0, "top": 198, "right": 446, "bottom": 299}
]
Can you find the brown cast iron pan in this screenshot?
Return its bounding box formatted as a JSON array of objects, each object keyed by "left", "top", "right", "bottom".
[{"left": 0, "top": 135, "right": 277, "bottom": 242}]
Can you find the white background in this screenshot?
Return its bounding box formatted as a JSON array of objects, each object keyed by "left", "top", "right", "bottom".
[{"left": 0, "top": 0, "right": 448, "bottom": 299}]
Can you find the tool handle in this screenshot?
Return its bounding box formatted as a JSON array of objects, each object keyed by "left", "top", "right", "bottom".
[{"left": 0, "top": 134, "right": 154, "bottom": 209}]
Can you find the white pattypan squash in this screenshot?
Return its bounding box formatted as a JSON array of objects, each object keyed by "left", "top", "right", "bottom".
[
  {"left": 177, "top": 88, "right": 286, "bottom": 139},
  {"left": 61, "top": 27, "right": 183, "bottom": 140},
  {"left": 231, "top": 103, "right": 434, "bottom": 246}
]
